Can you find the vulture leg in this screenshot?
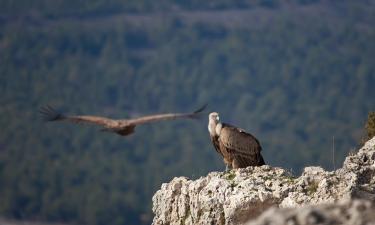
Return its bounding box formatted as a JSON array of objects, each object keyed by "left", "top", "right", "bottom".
[{"left": 232, "top": 160, "right": 240, "bottom": 169}]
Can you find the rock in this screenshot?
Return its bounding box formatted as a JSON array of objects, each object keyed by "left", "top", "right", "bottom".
[
  {"left": 246, "top": 199, "right": 375, "bottom": 225},
  {"left": 341, "top": 136, "right": 375, "bottom": 200},
  {"left": 152, "top": 137, "right": 375, "bottom": 225}
]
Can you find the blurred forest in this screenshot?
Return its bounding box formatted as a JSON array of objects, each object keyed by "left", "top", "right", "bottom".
[{"left": 1, "top": 0, "right": 374, "bottom": 224}]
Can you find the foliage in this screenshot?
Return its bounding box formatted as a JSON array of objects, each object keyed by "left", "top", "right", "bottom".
[
  {"left": 0, "top": 1, "right": 374, "bottom": 225},
  {"left": 0, "top": 0, "right": 324, "bottom": 16},
  {"left": 364, "top": 112, "right": 375, "bottom": 142}
]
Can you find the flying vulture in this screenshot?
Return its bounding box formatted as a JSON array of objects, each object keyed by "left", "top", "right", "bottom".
[
  {"left": 208, "top": 112, "right": 265, "bottom": 170},
  {"left": 40, "top": 104, "right": 206, "bottom": 137}
]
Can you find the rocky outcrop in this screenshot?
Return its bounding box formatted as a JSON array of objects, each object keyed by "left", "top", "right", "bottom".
[
  {"left": 152, "top": 137, "right": 375, "bottom": 225},
  {"left": 246, "top": 199, "right": 375, "bottom": 225}
]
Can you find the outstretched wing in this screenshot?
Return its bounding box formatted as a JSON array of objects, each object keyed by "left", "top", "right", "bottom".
[
  {"left": 124, "top": 104, "right": 207, "bottom": 126},
  {"left": 219, "top": 124, "right": 262, "bottom": 158},
  {"left": 39, "top": 105, "right": 118, "bottom": 128}
]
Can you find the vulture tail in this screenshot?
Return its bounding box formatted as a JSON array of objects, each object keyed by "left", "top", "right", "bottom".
[
  {"left": 39, "top": 105, "right": 66, "bottom": 121},
  {"left": 258, "top": 154, "right": 266, "bottom": 166}
]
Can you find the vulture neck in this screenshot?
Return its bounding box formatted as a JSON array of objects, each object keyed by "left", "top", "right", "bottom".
[
  {"left": 208, "top": 120, "right": 222, "bottom": 137},
  {"left": 215, "top": 123, "right": 222, "bottom": 136}
]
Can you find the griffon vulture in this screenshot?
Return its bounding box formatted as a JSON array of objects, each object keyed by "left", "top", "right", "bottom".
[
  {"left": 40, "top": 104, "right": 206, "bottom": 137},
  {"left": 208, "top": 112, "right": 265, "bottom": 170}
]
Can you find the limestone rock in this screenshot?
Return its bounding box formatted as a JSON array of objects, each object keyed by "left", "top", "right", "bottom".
[
  {"left": 152, "top": 137, "right": 375, "bottom": 225},
  {"left": 246, "top": 199, "right": 375, "bottom": 225}
]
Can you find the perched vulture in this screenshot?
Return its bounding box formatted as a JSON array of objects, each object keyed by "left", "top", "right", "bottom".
[
  {"left": 40, "top": 104, "right": 206, "bottom": 137},
  {"left": 208, "top": 112, "right": 265, "bottom": 170}
]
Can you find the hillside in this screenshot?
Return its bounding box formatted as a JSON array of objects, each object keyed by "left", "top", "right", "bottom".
[{"left": 1, "top": 1, "right": 374, "bottom": 225}]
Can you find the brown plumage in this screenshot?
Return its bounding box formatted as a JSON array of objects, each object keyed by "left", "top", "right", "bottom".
[
  {"left": 208, "top": 112, "right": 265, "bottom": 170},
  {"left": 40, "top": 104, "right": 206, "bottom": 136}
]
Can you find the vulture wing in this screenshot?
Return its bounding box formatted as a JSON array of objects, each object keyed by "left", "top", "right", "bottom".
[
  {"left": 39, "top": 105, "right": 118, "bottom": 128},
  {"left": 40, "top": 104, "right": 206, "bottom": 130},
  {"left": 124, "top": 104, "right": 207, "bottom": 126},
  {"left": 219, "top": 124, "right": 262, "bottom": 159},
  {"left": 210, "top": 135, "right": 223, "bottom": 157}
]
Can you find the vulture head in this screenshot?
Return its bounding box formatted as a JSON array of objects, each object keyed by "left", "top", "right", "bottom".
[{"left": 208, "top": 112, "right": 221, "bottom": 136}]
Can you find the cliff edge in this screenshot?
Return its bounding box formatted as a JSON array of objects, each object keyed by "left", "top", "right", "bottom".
[{"left": 152, "top": 137, "right": 375, "bottom": 225}]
